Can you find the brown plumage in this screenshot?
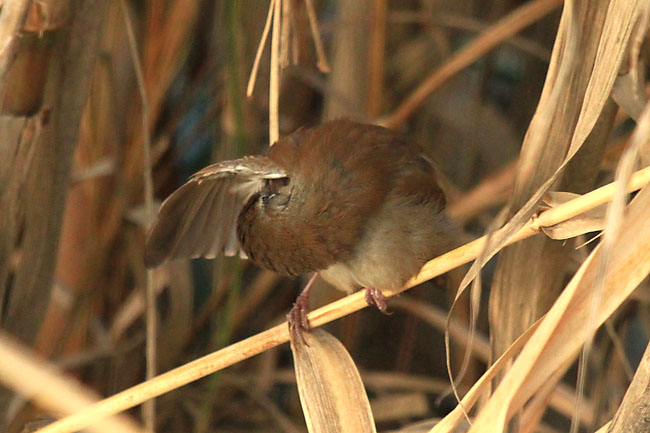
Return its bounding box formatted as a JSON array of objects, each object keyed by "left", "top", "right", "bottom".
[{"left": 145, "top": 119, "right": 457, "bottom": 329}]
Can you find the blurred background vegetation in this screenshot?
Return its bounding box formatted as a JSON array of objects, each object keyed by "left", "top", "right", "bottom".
[{"left": 1, "top": 0, "right": 648, "bottom": 432}]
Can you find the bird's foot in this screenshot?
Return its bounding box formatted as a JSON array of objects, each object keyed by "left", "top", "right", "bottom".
[
  {"left": 287, "top": 273, "right": 318, "bottom": 343},
  {"left": 364, "top": 288, "right": 391, "bottom": 314},
  {"left": 287, "top": 293, "right": 311, "bottom": 342}
]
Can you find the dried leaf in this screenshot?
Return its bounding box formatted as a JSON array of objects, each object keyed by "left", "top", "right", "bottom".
[
  {"left": 468, "top": 182, "right": 650, "bottom": 432},
  {"left": 430, "top": 319, "right": 542, "bottom": 433},
  {"left": 541, "top": 191, "right": 607, "bottom": 239},
  {"left": 460, "top": 0, "right": 647, "bottom": 361},
  {"left": 291, "top": 329, "right": 376, "bottom": 433}
]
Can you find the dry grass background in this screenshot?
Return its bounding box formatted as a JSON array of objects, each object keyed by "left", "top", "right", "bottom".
[{"left": 1, "top": 0, "right": 649, "bottom": 432}]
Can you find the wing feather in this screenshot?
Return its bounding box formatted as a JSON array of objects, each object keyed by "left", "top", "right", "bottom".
[{"left": 144, "top": 156, "right": 286, "bottom": 268}]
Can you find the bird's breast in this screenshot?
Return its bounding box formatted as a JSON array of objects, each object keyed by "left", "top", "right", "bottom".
[{"left": 236, "top": 194, "right": 356, "bottom": 277}]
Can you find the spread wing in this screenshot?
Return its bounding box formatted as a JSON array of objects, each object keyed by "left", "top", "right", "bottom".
[{"left": 144, "top": 156, "right": 287, "bottom": 268}]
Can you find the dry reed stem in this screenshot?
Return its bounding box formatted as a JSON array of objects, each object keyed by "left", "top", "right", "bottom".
[
  {"left": 244, "top": 369, "right": 454, "bottom": 395},
  {"left": 391, "top": 298, "right": 593, "bottom": 425},
  {"left": 269, "top": 0, "right": 281, "bottom": 145},
  {"left": 120, "top": 1, "right": 157, "bottom": 429},
  {"left": 280, "top": 0, "right": 291, "bottom": 68},
  {"left": 518, "top": 362, "right": 572, "bottom": 433},
  {"left": 246, "top": 0, "right": 275, "bottom": 97},
  {"left": 0, "top": 333, "right": 145, "bottom": 433},
  {"left": 34, "top": 165, "right": 650, "bottom": 433},
  {"left": 434, "top": 13, "right": 552, "bottom": 62},
  {"left": 430, "top": 318, "right": 543, "bottom": 433},
  {"left": 382, "top": 0, "right": 561, "bottom": 128},
  {"left": 304, "top": 0, "right": 330, "bottom": 73},
  {"left": 109, "top": 272, "right": 166, "bottom": 342},
  {"left": 447, "top": 160, "right": 517, "bottom": 223},
  {"left": 470, "top": 175, "right": 650, "bottom": 430},
  {"left": 367, "top": 0, "right": 387, "bottom": 117},
  {"left": 392, "top": 298, "right": 490, "bottom": 361}
]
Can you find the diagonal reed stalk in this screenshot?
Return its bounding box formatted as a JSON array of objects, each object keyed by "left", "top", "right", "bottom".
[{"left": 32, "top": 165, "right": 650, "bottom": 433}]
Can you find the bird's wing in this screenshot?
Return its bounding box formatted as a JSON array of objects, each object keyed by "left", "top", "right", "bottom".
[{"left": 144, "top": 155, "right": 287, "bottom": 268}]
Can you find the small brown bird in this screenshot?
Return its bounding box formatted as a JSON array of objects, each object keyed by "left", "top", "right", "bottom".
[{"left": 145, "top": 119, "right": 457, "bottom": 332}]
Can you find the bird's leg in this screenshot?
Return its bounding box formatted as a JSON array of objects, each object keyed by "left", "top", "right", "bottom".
[
  {"left": 287, "top": 272, "right": 319, "bottom": 340},
  {"left": 364, "top": 288, "right": 391, "bottom": 314}
]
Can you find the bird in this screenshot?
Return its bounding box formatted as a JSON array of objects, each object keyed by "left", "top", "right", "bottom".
[{"left": 144, "top": 119, "right": 458, "bottom": 334}]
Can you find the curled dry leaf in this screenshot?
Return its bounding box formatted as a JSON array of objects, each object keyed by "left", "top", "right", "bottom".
[
  {"left": 540, "top": 191, "right": 607, "bottom": 239},
  {"left": 458, "top": 0, "right": 648, "bottom": 383},
  {"left": 291, "top": 329, "right": 376, "bottom": 433},
  {"left": 458, "top": 0, "right": 642, "bottom": 318},
  {"left": 429, "top": 319, "right": 542, "bottom": 433},
  {"left": 468, "top": 182, "right": 650, "bottom": 432},
  {"left": 31, "top": 166, "right": 650, "bottom": 433}
]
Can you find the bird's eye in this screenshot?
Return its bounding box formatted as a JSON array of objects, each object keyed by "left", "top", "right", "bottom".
[{"left": 261, "top": 193, "right": 275, "bottom": 205}]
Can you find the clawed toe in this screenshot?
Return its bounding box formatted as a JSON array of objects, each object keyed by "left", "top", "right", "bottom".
[
  {"left": 287, "top": 273, "right": 318, "bottom": 344},
  {"left": 364, "top": 288, "right": 391, "bottom": 315},
  {"left": 287, "top": 299, "right": 311, "bottom": 343}
]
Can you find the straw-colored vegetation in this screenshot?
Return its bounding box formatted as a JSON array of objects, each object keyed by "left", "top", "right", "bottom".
[{"left": 1, "top": 1, "right": 649, "bottom": 433}]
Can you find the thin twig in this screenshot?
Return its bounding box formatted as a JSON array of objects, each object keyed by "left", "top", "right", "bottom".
[
  {"left": 280, "top": 0, "right": 291, "bottom": 68},
  {"left": 391, "top": 297, "right": 594, "bottom": 425},
  {"left": 434, "top": 13, "right": 551, "bottom": 62},
  {"left": 246, "top": 0, "right": 275, "bottom": 97},
  {"left": 367, "top": 0, "right": 387, "bottom": 117},
  {"left": 269, "top": 0, "right": 281, "bottom": 145},
  {"left": 447, "top": 160, "right": 517, "bottom": 223},
  {"left": 120, "top": 1, "right": 157, "bottom": 430},
  {"left": 34, "top": 165, "right": 650, "bottom": 433},
  {"left": 304, "top": 0, "right": 330, "bottom": 73},
  {"left": 382, "top": 0, "right": 562, "bottom": 128}
]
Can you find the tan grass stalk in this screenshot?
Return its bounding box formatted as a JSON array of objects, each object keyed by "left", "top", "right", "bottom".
[
  {"left": 0, "top": 332, "right": 145, "bottom": 433},
  {"left": 447, "top": 160, "right": 517, "bottom": 223},
  {"left": 34, "top": 166, "right": 650, "bottom": 433},
  {"left": 468, "top": 186, "right": 650, "bottom": 431},
  {"left": 433, "top": 13, "right": 551, "bottom": 62},
  {"left": 269, "top": 0, "right": 281, "bottom": 145},
  {"left": 454, "top": 0, "right": 645, "bottom": 362},
  {"left": 430, "top": 319, "right": 543, "bottom": 433},
  {"left": 280, "top": 0, "right": 291, "bottom": 68},
  {"left": 392, "top": 297, "right": 593, "bottom": 425},
  {"left": 382, "top": 0, "right": 562, "bottom": 128},
  {"left": 366, "top": 0, "right": 387, "bottom": 117},
  {"left": 120, "top": 1, "right": 157, "bottom": 429},
  {"left": 304, "top": 0, "right": 330, "bottom": 73},
  {"left": 246, "top": 0, "right": 275, "bottom": 97}
]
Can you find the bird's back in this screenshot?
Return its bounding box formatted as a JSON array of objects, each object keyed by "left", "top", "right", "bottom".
[{"left": 263, "top": 120, "right": 452, "bottom": 290}]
